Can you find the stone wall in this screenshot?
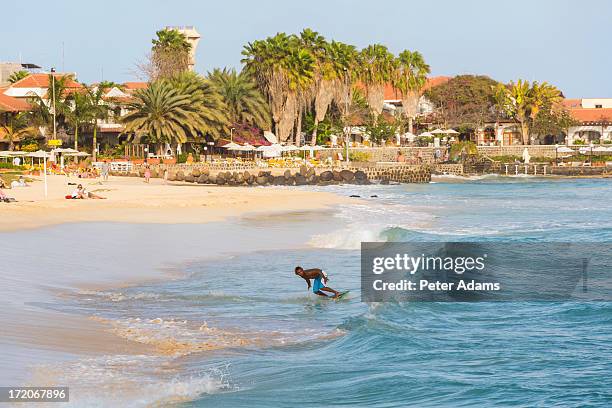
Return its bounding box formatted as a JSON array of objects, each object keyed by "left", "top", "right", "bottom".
[
  {"left": 348, "top": 164, "right": 431, "bottom": 183},
  {"left": 477, "top": 145, "right": 557, "bottom": 158},
  {"left": 318, "top": 147, "right": 446, "bottom": 164},
  {"left": 434, "top": 164, "right": 464, "bottom": 175}
]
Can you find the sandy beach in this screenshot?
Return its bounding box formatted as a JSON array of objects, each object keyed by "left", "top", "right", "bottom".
[{"left": 1, "top": 175, "right": 349, "bottom": 232}]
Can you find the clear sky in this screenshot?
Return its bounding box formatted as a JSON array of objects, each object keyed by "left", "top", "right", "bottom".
[{"left": 4, "top": 0, "right": 611, "bottom": 97}]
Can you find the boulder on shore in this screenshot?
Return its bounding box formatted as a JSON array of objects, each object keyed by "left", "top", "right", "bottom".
[
  {"left": 319, "top": 170, "right": 334, "bottom": 182},
  {"left": 184, "top": 174, "right": 195, "bottom": 183},
  {"left": 197, "top": 174, "right": 208, "bottom": 184},
  {"left": 340, "top": 169, "right": 355, "bottom": 182},
  {"left": 191, "top": 168, "right": 201, "bottom": 178},
  {"left": 175, "top": 170, "right": 185, "bottom": 181}
]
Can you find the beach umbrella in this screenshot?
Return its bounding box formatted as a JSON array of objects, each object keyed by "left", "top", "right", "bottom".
[
  {"left": 607, "top": 146, "right": 612, "bottom": 152},
  {"left": 419, "top": 132, "right": 434, "bottom": 137},
  {"left": 51, "top": 148, "right": 78, "bottom": 154},
  {"left": 593, "top": 146, "right": 608, "bottom": 153},
  {"left": 556, "top": 146, "right": 574, "bottom": 153},
  {"left": 281, "top": 145, "right": 299, "bottom": 152},
  {"left": 444, "top": 129, "right": 460, "bottom": 134},
  {"left": 430, "top": 129, "right": 445, "bottom": 135}
]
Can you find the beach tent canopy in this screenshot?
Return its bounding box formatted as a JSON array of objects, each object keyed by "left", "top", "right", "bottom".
[
  {"left": 0, "top": 151, "right": 12, "bottom": 157},
  {"left": 222, "top": 142, "right": 241, "bottom": 149},
  {"left": 64, "top": 151, "right": 90, "bottom": 157},
  {"left": 402, "top": 132, "right": 417, "bottom": 141},
  {"left": 556, "top": 146, "right": 574, "bottom": 153},
  {"left": 26, "top": 150, "right": 52, "bottom": 158},
  {"left": 6, "top": 151, "right": 27, "bottom": 156}
]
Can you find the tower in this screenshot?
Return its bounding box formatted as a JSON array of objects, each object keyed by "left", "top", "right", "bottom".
[{"left": 166, "top": 26, "right": 201, "bottom": 71}]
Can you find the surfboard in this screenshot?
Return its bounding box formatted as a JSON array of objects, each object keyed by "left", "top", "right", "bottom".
[{"left": 334, "top": 291, "right": 350, "bottom": 300}]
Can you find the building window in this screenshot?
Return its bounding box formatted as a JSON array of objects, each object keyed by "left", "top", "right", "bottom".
[{"left": 595, "top": 104, "right": 603, "bottom": 108}]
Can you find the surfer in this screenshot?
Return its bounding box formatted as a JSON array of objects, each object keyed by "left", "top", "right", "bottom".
[{"left": 295, "top": 266, "right": 340, "bottom": 298}]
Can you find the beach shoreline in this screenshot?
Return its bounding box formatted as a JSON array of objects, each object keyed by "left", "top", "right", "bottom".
[{"left": 1, "top": 175, "right": 351, "bottom": 232}]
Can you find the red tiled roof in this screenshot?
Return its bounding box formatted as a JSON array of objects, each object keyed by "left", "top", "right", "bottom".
[
  {"left": 563, "top": 98, "right": 582, "bottom": 108},
  {"left": 358, "top": 76, "right": 453, "bottom": 101},
  {"left": 123, "top": 82, "right": 148, "bottom": 90},
  {"left": 569, "top": 108, "right": 612, "bottom": 123},
  {"left": 9, "top": 73, "right": 83, "bottom": 89},
  {"left": 0, "top": 90, "right": 31, "bottom": 112},
  {"left": 422, "top": 75, "right": 452, "bottom": 91}
]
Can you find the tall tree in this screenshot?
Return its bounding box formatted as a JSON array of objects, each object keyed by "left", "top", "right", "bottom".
[
  {"left": 396, "top": 50, "right": 430, "bottom": 133},
  {"left": 359, "top": 44, "right": 397, "bottom": 116},
  {"left": 150, "top": 28, "right": 192, "bottom": 80},
  {"left": 85, "top": 85, "right": 112, "bottom": 161},
  {"left": 283, "top": 45, "right": 315, "bottom": 145},
  {"left": 494, "top": 79, "right": 562, "bottom": 144},
  {"left": 297, "top": 29, "right": 335, "bottom": 146},
  {"left": 328, "top": 41, "right": 359, "bottom": 141},
  {"left": 0, "top": 112, "right": 38, "bottom": 151},
  {"left": 242, "top": 33, "right": 293, "bottom": 140},
  {"left": 426, "top": 75, "right": 499, "bottom": 130},
  {"left": 28, "top": 74, "right": 73, "bottom": 139},
  {"left": 65, "top": 91, "right": 92, "bottom": 151},
  {"left": 208, "top": 68, "right": 271, "bottom": 130}
]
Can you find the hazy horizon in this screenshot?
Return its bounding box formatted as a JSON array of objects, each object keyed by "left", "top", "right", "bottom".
[{"left": 4, "top": 0, "right": 611, "bottom": 98}]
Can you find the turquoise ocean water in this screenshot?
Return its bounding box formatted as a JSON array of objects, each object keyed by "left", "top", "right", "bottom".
[{"left": 20, "top": 177, "right": 612, "bottom": 406}]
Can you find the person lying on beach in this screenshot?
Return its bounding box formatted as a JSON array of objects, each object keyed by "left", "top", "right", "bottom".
[
  {"left": 10, "top": 176, "right": 28, "bottom": 188},
  {"left": 295, "top": 266, "right": 340, "bottom": 298},
  {"left": 70, "top": 184, "right": 106, "bottom": 199}
]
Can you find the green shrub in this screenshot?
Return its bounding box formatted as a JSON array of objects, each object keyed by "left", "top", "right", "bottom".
[
  {"left": 349, "top": 151, "right": 371, "bottom": 162},
  {"left": 177, "top": 153, "right": 188, "bottom": 164},
  {"left": 573, "top": 139, "right": 586, "bottom": 145},
  {"left": 449, "top": 141, "right": 478, "bottom": 160},
  {"left": 0, "top": 163, "right": 25, "bottom": 170}
]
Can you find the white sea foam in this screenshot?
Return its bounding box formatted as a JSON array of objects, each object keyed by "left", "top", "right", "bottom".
[{"left": 31, "top": 355, "right": 230, "bottom": 407}]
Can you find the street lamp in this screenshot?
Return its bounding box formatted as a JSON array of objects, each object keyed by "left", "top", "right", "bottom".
[
  {"left": 343, "top": 67, "right": 349, "bottom": 164},
  {"left": 50, "top": 68, "right": 56, "bottom": 141}
]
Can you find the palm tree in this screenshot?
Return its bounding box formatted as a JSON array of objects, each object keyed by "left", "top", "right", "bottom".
[
  {"left": 283, "top": 45, "right": 315, "bottom": 145},
  {"left": 494, "top": 79, "right": 561, "bottom": 144},
  {"left": 359, "top": 44, "right": 397, "bottom": 116},
  {"left": 242, "top": 33, "right": 293, "bottom": 140},
  {"left": 208, "top": 68, "right": 270, "bottom": 129},
  {"left": 66, "top": 91, "right": 91, "bottom": 151},
  {"left": 167, "top": 72, "right": 229, "bottom": 139},
  {"left": 151, "top": 28, "right": 192, "bottom": 79},
  {"left": 85, "top": 85, "right": 112, "bottom": 161},
  {"left": 122, "top": 74, "right": 228, "bottom": 154},
  {"left": 8, "top": 70, "right": 30, "bottom": 84},
  {"left": 328, "top": 41, "right": 359, "bottom": 143},
  {"left": 396, "top": 50, "right": 430, "bottom": 134},
  {"left": 0, "top": 112, "right": 38, "bottom": 151},
  {"left": 28, "top": 74, "right": 72, "bottom": 138}
]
